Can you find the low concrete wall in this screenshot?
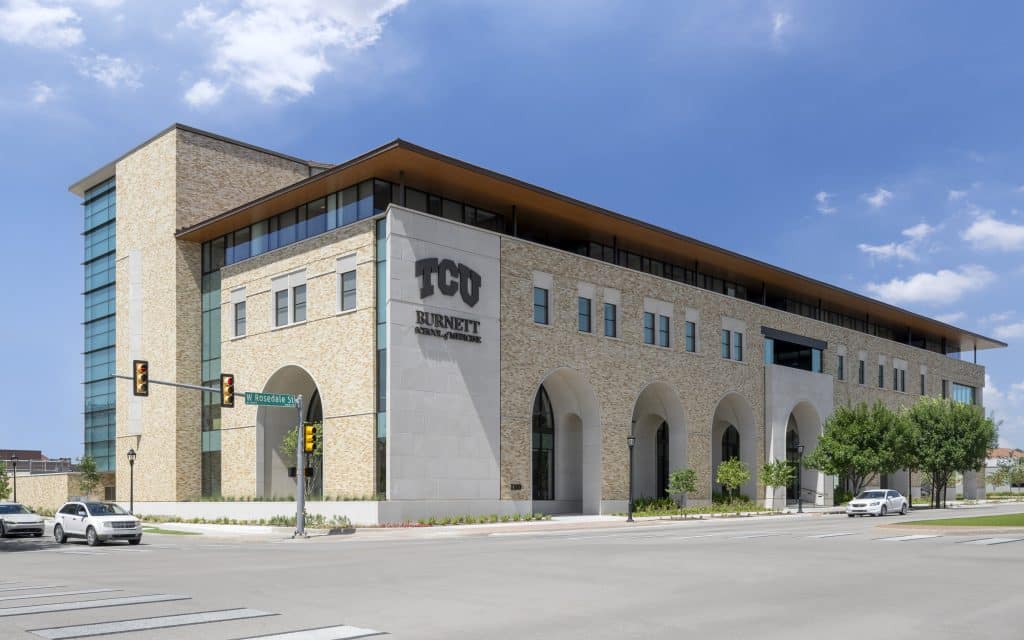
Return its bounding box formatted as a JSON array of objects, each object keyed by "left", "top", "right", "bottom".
[{"left": 11, "top": 472, "right": 116, "bottom": 512}]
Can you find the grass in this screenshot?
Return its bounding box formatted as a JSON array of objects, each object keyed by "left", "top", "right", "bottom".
[
  {"left": 906, "top": 513, "right": 1024, "bottom": 527},
  {"left": 141, "top": 526, "right": 201, "bottom": 536}
]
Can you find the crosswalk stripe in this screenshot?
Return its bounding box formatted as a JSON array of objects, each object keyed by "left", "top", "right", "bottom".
[
  {"left": 875, "top": 534, "right": 941, "bottom": 542},
  {"left": 234, "top": 624, "right": 385, "bottom": 640},
  {"left": 0, "top": 588, "right": 119, "bottom": 602},
  {"left": 959, "top": 537, "right": 1024, "bottom": 546},
  {"left": 809, "top": 532, "right": 856, "bottom": 539},
  {"left": 0, "top": 593, "right": 189, "bottom": 617},
  {"left": 28, "top": 608, "right": 275, "bottom": 639},
  {"left": 0, "top": 585, "right": 65, "bottom": 593}
]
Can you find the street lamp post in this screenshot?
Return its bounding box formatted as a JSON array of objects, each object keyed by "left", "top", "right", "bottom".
[
  {"left": 9, "top": 455, "right": 17, "bottom": 503},
  {"left": 907, "top": 468, "right": 913, "bottom": 512},
  {"left": 126, "top": 448, "right": 137, "bottom": 514},
  {"left": 796, "top": 444, "right": 805, "bottom": 514},
  {"left": 626, "top": 434, "right": 637, "bottom": 523}
]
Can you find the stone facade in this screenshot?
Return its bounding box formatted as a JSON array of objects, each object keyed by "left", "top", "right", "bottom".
[{"left": 13, "top": 472, "right": 116, "bottom": 512}]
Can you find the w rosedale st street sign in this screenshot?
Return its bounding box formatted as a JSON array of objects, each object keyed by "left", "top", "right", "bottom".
[{"left": 244, "top": 391, "right": 297, "bottom": 407}]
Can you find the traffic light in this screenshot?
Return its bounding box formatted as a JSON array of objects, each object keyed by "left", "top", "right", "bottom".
[
  {"left": 303, "top": 424, "right": 316, "bottom": 454},
  {"left": 133, "top": 360, "right": 149, "bottom": 397},
  {"left": 220, "top": 373, "right": 235, "bottom": 408}
]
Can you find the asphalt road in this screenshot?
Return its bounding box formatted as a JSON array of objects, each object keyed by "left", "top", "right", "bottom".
[{"left": 2, "top": 503, "right": 1023, "bottom": 639}]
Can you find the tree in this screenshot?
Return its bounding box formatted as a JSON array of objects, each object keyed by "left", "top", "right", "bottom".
[
  {"left": 281, "top": 423, "right": 324, "bottom": 498},
  {"left": 78, "top": 456, "right": 101, "bottom": 498},
  {"left": 0, "top": 461, "right": 9, "bottom": 501},
  {"left": 667, "top": 468, "right": 697, "bottom": 508},
  {"left": 804, "top": 402, "right": 904, "bottom": 495},
  {"left": 761, "top": 460, "right": 795, "bottom": 510},
  {"left": 716, "top": 458, "right": 751, "bottom": 501},
  {"left": 990, "top": 457, "right": 1024, "bottom": 495},
  {"left": 906, "top": 397, "right": 997, "bottom": 509}
]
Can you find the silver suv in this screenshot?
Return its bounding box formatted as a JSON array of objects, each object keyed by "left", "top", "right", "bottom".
[
  {"left": 0, "top": 503, "right": 45, "bottom": 538},
  {"left": 54, "top": 501, "right": 142, "bottom": 546}
]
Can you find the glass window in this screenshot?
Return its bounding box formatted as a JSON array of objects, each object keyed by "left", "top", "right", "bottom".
[
  {"left": 893, "top": 367, "right": 899, "bottom": 391},
  {"left": 357, "top": 180, "right": 374, "bottom": 220},
  {"left": 837, "top": 355, "right": 845, "bottom": 381},
  {"left": 85, "top": 316, "right": 115, "bottom": 351},
  {"left": 658, "top": 315, "right": 670, "bottom": 348},
  {"left": 685, "top": 321, "right": 696, "bottom": 353},
  {"left": 900, "top": 369, "right": 906, "bottom": 393},
  {"left": 251, "top": 220, "right": 269, "bottom": 256},
  {"left": 533, "top": 287, "right": 548, "bottom": 325},
  {"left": 942, "top": 379, "right": 948, "bottom": 399},
  {"left": 442, "top": 199, "right": 463, "bottom": 222},
  {"left": 721, "top": 329, "right": 731, "bottom": 359},
  {"left": 340, "top": 270, "right": 357, "bottom": 311},
  {"left": 811, "top": 348, "right": 821, "bottom": 373},
  {"left": 578, "top": 297, "right": 592, "bottom": 333},
  {"left": 405, "top": 188, "right": 428, "bottom": 213},
  {"left": 85, "top": 284, "right": 115, "bottom": 322},
  {"left": 341, "top": 186, "right": 359, "bottom": 226},
  {"left": 878, "top": 364, "right": 885, "bottom": 388},
  {"left": 84, "top": 222, "right": 116, "bottom": 262},
  {"left": 859, "top": 360, "right": 865, "bottom": 384},
  {"left": 326, "top": 193, "right": 339, "bottom": 230},
  {"left": 952, "top": 383, "right": 975, "bottom": 405},
  {"left": 733, "top": 331, "right": 743, "bottom": 361},
  {"left": 532, "top": 385, "right": 555, "bottom": 501},
  {"left": 307, "top": 198, "right": 327, "bottom": 236},
  {"left": 234, "top": 301, "right": 246, "bottom": 337},
  {"left": 293, "top": 284, "right": 307, "bottom": 323},
  {"left": 604, "top": 303, "right": 617, "bottom": 337},
  {"left": 275, "top": 290, "right": 288, "bottom": 327},
  {"left": 373, "top": 180, "right": 393, "bottom": 214},
  {"left": 643, "top": 312, "right": 655, "bottom": 345},
  {"left": 921, "top": 373, "right": 926, "bottom": 395},
  {"left": 84, "top": 253, "right": 116, "bottom": 291},
  {"left": 278, "top": 209, "right": 298, "bottom": 247}
]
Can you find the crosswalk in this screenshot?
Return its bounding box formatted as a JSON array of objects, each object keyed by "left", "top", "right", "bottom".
[{"left": 0, "top": 580, "right": 385, "bottom": 639}]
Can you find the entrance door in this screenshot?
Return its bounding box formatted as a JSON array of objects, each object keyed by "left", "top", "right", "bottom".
[
  {"left": 786, "top": 429, "right": 799, "bottom": 502},
  {"left": 655, "top": 422, "right": 669, "bottom": 497}
]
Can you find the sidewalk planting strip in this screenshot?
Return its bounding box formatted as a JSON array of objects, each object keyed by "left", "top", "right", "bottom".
[
  {"left": 0, "top": 594, "right": 190, "bottom": 617},
  {"left": 29, "top": 608, "right": 275, "bottom": 639},
  {"left": 234, "top": 624, "right": 385, "bottom": 640},
  {"left": 0, "top": 589, "right": 118, "bottom": 602}
]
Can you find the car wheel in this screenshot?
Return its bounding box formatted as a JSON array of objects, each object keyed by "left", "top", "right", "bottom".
[
  {"left": 880, "top": 505, "right": 888, "bottom": 517},
  {"left": 86, "top": 527, "right": 100, "bottom": 547},
  {"left": 900, "top": 503, "right": 908, "bottom": 515},
  {"left": 0, "top": 522, "right": 6, "bottom": 538},
  {"left": 129, "top": 536, "right": 141, "bottom": 546},
  {"left": 847, "top": 514, "right": 854, "bottom": 518},
  {"left": 54, "top": 525, "right": 66, "bottom": 544}
]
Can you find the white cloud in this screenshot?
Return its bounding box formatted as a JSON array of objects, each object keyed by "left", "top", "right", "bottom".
[
  {"left": 181, "top": 0, "right": 407, "bottom": 103},
  {"left": 815, "top": 191, "right": 836, "bottom": 215},
  {"left": 1016, "top": 185, "right": 1024, "bottom": 193},
  {"left": 858, "top": 242, "right": 918, "bottom": 261},
  {"left": 935, "top": 311, "right": 966, "bottom": 324},
  {"left": 184, "top": 78, "right": 224, "bottom": 107},
  {"left": 984, "top": 311, "right": 1015, "bottom": 324},
  {"left": 0, "top": 0, "right": 83, "bottom": 48},
  {"left": 994, "top": 322, "right": 1024, "bottom": 340},
  {"left": 863, "top": 187, "right": 893, "bottom": 209},
  {"left": 963, "top": 215, "right": 1024, "bottom": 251},
  {"left": 771, "top": 12, "right": 791, "bottom": 43},
  {"left": 77, "top": 54, "right": 141, "bottom": 88},
  {"left": 948, "top": 189, "right": 967, "bottom": 201},
  {"left": 30, "top": 81, "right": 54, "bottom": 103},
  {"left": 986, "top": 374, "right": 1024, "bottom": 448},
  {"left": 864, "top": 265, "right": 995, "bottom": 305},
  {"left": 902, "top": 222, "right": 935, "bottom": 241}
]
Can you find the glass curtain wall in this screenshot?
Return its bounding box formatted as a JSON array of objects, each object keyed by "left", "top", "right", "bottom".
[
  {"left": 200, "top": 243, "right": 223, "bottom": 496},
  {"left": 83, "top": 178, "right": 116, "bottom": 472},
  {"left": 375, "top": 217, "right": 388, "bottom": 497}
]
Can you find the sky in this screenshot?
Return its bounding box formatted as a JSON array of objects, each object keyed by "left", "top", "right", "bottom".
[{"left": 0, "top": 0, "right": 1022, "bottom": 459}]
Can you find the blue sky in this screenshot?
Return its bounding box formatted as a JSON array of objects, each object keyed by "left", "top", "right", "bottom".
[{"left": 0, "top": 0, "right": 1022, "bottom": 458}]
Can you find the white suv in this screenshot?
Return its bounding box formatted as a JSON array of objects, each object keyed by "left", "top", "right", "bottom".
[{"left": 54, "top": 501, "right": 142, "bottom": 546}]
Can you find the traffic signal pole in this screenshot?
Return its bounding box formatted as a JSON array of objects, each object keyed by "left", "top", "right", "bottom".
[{"left": 295, "top": 394, "right": 306, "bottom": 538}]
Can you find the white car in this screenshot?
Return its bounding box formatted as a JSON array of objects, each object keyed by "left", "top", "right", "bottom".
[
  {"left": 0, "top": 503, "right": 45, "bottom": 538},
  {"left": 54, "top": 501, "right": 142, "bottom": 546},
  {"left": 847, "top": 489, "right": 908, "bottom": 517}
]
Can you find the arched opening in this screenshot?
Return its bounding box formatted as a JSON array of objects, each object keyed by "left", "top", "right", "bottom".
[
  {"left": 786, "top": 420, "right": 800, "bottom": 501},
  {"left": 711, "top": 394, "right": 758, "bottom": 501},
  {"left": 630, "top": 382, "right": 687, "bottom": 502},
  {"left": 256, "top": 365, "right": 322, "bottom": 499},
  {"left": 785, "top": 401, "right": 824, "bottom": 506},
  {"left": 530, "top": 368, "right": 601, "bottom": 514}
]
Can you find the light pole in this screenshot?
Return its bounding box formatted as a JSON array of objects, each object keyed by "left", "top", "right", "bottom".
[
  {"left": 126, "top": 448, "right": 136, "bottom": 514},
  {"left": 626, "top": 434, "right": 636, "bottom": 523},
  {"left": 796, "top": 444, "right": 804, "bottom": 514},
  {"left": 907, "top": 468, "right": 913, "bottom": 511},
  {"left": 9, "top": 455, "right": 17, "bottom": 503}
]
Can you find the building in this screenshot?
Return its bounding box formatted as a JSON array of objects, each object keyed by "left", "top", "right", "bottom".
[
  {"left": 69, "top": 125, "right": 1004, "bottom": 523},
  {"left": 983, "top": 447, "right": 1024, "bottom": 494}
]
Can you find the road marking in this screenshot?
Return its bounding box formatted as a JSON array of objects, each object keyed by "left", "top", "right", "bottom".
[
  {"left": 959, "top": 537, "right": 1024, "bottom": 546},
  {"left": 0, "top": 585, "right": 65, "bottom": 593},
  {"left": 0, "top": 589, "right": 119, "bottom": 602},
  {"left": 875, "top": 534, "right": 941, "bottom": 542},
  {"left": 730, "top": 532, "right": 781, "bottom": 539},
  {"left": 0, "top": 594, "right": 189, "bottom": 617},
  {"left": 59, "top": 551, "right": 109, "bottom": 556},
  {"left": 29, "top": 608, "right": 275, "bottom": 639},
  {"left": 808, "top": 532, "right": 857, "bottom": 539},
  {"left": 235, "top": 624, "right": 386, "bottom": 639}
]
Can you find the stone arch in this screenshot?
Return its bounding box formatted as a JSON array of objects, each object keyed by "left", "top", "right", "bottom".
[
  {"left": 256, "top": 365, "right": 323, "bottom": 499},
  {"left": 630, "top": 382, "right": 687, "bottom": 501},
  {"left": 785, "top": 400, "right": 824, "bottom": 505},
  {"left": 530, "top": 367, "right": 602, "bottom": 514},
  {"left": 711, "top": 393, "right": 758, "bottom": 500}
]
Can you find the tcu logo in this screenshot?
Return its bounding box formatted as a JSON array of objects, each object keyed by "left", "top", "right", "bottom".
[{"left": 415, "top": 257, "right": 482, "bottom": 308}]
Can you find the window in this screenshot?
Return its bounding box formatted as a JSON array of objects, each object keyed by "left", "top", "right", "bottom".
[
  {"left": 921, "top": 373, "right": 926, "bottom": 396},
  {"left": 643, "top": 312, "right": 655, "bottom": 345},
  {"left": 578, "top": 297, "right": 592, "bottom": 333},
  {"left": 764, "top": 338, "right": 774, "bottom": 364},
  {"left": 532, "top": 385, "right": 555, "bottom": 501},
  {"left": 837, "top": 355, "right": 845, "bottom": 381},
  {"left": 733, "top": 332, "right": 743, "bottom": 361},
  {"left": 894, "top": 367, "right": 899, "bottom": 391},
  {"left": 604, "top": 303, "right": 617, "bottom": 337},
  {"left": 533, "top": 287, "right": 549, "bottom": 325},
  {"left": 721, "top": 330, "right": 731, "bottom": 359},
  {"left": 233, "top": 301, "right": 246, "bottom": 337},
  {"left": 878, "top": 364, "right": 885, "bottom": 389},
  {"left": 941, "top": 379, "right": 949, "bottom": 399},
  {"left": 899, "top": 369, "right": 906, "bottom": 393},
  {"left": 275, "top": 290, "right": 288, "bottom": 327},
  {"left": 292, "top": 284, "right": 306, "bottom": 322},
  {"left": 340, "top": 270, "right": 357, "bottom": 311},
  {"left": 858, "top": 360, "right": 865, "bottom": 385},
  {"left": 658, "top": 315, "right": 670, "bottom": 348},
  {"left": 952, "top": 383, "right": 976, "bottom": 405},
  {"left": 685, "top": 321, "right": 696, "bottom": 353}
]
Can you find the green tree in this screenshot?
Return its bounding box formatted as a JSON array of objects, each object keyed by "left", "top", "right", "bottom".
[
  {"left": 716, "top": 458, "right": 751, "bottom": 501},
  {"left": 667, "top": 468, "right": 698, "bottom": 508},
  {"left": 990, "top": 457, "right": 1024, "bottom": 495},
  {"left": 0, "top": 461, "right": 10, "bottom": 501},
  {"left": 761, "top": 459, "right": 795, "bottom": 510},
  {"left": 804, "top": 402, "right": 904, "bottom": 495},
  {"left": 281, "top": 423, "right": 324, "bottom": 498},
  {"left": 906, "top": 397, "right": 997, "bottom": 509},
  {"left": 78, "top": 456, "right": 101, "bottom": 498}
]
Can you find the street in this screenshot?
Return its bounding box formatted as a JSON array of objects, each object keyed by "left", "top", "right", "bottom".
[{"left": 2, "top": 504, "right": 1023, "bottom": 639}]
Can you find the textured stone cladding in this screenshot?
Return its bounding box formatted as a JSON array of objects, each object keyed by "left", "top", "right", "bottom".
[
  {"left": 498, "top": 238, "right": 986, "bottom": 503},
  {"left": 113, "top": 128, "right": 313, "bottom": 502},
  {"left": 13, "top": 473, "right": 114, "bottom": 512},
  {"left": 219, "top": 220, "right": 377, "bottom": 499}
]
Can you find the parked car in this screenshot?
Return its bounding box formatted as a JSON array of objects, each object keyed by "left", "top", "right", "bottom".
[
  {"left": 847, "top": 489, "right": 908, "bottom": 517},
  {"left": 54, "top": 501, "right": 142, "bottom": 546},
  {"left": 0, "top": 503, "right": 45, "bottom": 538}
]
